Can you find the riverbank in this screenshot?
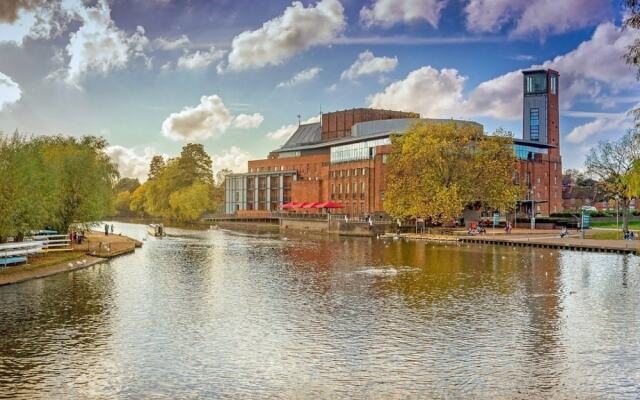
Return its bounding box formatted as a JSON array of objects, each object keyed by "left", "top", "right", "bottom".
[
  {"left": 0, "top": 231, "right": 142, "bottom": 286},
  {"left": 394, "top": 228, "right": 640, "bottom": 255},
  {"left": 0, "top": 253, "right": 107, "bottom": 286}
]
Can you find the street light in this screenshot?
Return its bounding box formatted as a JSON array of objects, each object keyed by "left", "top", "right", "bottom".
[{"left": 615, "top": 194, "right": 620, "bottom": 232}]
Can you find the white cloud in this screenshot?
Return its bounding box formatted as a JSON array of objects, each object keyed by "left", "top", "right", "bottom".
[
  {"left": 368, "top": 22, "right": 639, "bottom": 120},
  {"left": 566, "top": 108, "right": 637, "bottom": 143},
  {"left": 63, "top": 0, "right": 150, "bottom": 86},
  {"left": 277, "top": 66, "right": 322, "bottom": 88},
  {"left": 232, "top": 113, "right": 264, "bottom": 129},
  {"left": 162, "top": 95, "right": 263, "bottom": 141},
  {"left": 0, "top": 72, "right": 22, "bottom": 111},
  {"left": 341, "top": 50, "right": 398, "bottom": 80},
  {"left": 106, "top": 145, "right": 156, "bottom": 182},
  {"left": 177, "top": 46, "right": 226, "bottom": 70},
  {"left": 213, "top": 146, "right": 253, "bottom": 174},
  {"left": 464, "top": 0, "right": 610, "bottom": 37},
  {"left": 154, "top": 34, "right": 190, "bottom": 50},
  {"left": 266, "top": 115, "right": 320, "bottom": 141},
  {"left": 162, "top": 95, "right": 233, "bottom": 141},
  {"left": 368, "top": 66, "right": 466, "bottom": 117},
  {"left": 360, "top": 0, "right": 447, "bottom": 28},
  {"left": 226, "top": 0, "right": 345, "bottom": 71}
]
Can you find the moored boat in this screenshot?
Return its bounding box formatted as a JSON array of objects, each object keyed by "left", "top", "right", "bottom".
[{"left": 147, "top": 224, "right": 165, "bottom": 237}]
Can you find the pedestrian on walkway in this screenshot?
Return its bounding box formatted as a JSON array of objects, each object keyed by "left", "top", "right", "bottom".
[
  {"left": 104, "top": 224, "right": 109, "bottom": 236},
  {"left": 110, "top": 224, "right": 115, "bottom": 234}
]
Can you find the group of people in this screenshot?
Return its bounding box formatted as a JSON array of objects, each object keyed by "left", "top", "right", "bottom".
[
  {"left": 467, "top": 222, "right": 487, "bottom": 236},
  {"left": 104, "top": 224, "right": 114, "bottom": 236},
  {"left": 623, "top": 230, "right": 636, "bottom": 240},
  {"left": 68, "top": 231, "right": 85, "bottom": 244}
]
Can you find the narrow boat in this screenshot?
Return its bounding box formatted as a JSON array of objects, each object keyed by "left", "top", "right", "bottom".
[{"left": 147, "top": 224, "right": 165, "bottom": 237}]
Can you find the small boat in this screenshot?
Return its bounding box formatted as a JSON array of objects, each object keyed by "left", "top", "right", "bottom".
[{"left": 147, "top": 224, "right": 166, "bottom": 237}]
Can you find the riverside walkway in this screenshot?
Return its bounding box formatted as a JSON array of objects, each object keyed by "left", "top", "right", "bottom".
[{"left": 397, "top": 229, "right": 640, "bottom": 255}]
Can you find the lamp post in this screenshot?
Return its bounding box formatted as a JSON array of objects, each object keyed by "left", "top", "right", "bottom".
[{"left": 615, "top": 194, "right": 620, "bottom": 232}]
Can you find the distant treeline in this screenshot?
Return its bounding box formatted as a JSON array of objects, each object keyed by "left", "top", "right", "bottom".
[
  {"left": 0, "top": 134, "right": 117, "bottom": 242},
  {"left": 112, "top": 143, "right": 227, "bottom": 222}
]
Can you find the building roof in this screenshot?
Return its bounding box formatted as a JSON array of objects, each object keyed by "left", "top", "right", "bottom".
[
  {"left": 274, "top": 118, "right": 483, "bottom": 154},
  {"left": 280, "top": 123, "right": 321, "bottom": 150}
]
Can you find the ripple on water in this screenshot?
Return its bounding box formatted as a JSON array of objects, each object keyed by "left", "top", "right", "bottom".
[{"left": 0, "top": 222, "right": 639, "bottom": 398}]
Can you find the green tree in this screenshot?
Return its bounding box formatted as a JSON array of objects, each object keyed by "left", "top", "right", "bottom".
[
  {"left": 177, "top": 143, "right": 214, "bottom": 186},
  {"left": 114, "top": 177, "right": 140, "bottom": 193},
  {"left": 586, "top": 129, "right": 640, "bottom": 230},
  {"left": 0, "top": 133, "right": 52, "bottom": 242},
  {"left": 113, "top": 190, "right": 132, "bottom": 215},
  {"left": 130, "top": 184, "right": 148, "bottom": 216},
  {"left": 39, "top": 135, "right": 119, "bottom": 232},
  {"left": 168, "top": 182, "right": 211, "bottom": 221},
  {"left": 383, "top": 122, "right": 519, "bottom": 224},
  {"left": 148, "top": 155, "right": 165, "bottom": 180}
]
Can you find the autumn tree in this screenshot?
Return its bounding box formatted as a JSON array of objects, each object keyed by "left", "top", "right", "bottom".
[
  {"left": 128, "top": 143, "right": 220, "bottom": 221},
  {"left": 114, "top": 177, "right": 140, "bottom": 193},
  {"left": 383, "top": 122, "right": 520, "bottom": 224},
  {"left": 586, "top": 129, "right": 640, "bottom": 230},
  {"left": 148, "top": 155, "right": 165, "bottom": 180}
]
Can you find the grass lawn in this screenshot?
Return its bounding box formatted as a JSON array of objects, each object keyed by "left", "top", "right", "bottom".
[
  {"left": 0, "top": 251, "right": 85, "bottom": 278},
  {"left": 589, "top": 220, "right": 640, "bottom": 229},
  {"left": 585, "top": 230, "right": 623, "bottom": 240}
]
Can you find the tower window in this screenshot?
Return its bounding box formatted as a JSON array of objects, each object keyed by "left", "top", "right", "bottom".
[
  {"left": 525, "top": 73, "right": 547, "bottom": 94},
  {"left": 530, "top": 108, "right": 540, "bottom": 141},
  {"left": 550, "top": 74, "right": 557, "bottom": 95}
]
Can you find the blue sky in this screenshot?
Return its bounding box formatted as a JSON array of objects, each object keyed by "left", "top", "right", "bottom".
[{"left": 0, "top": 0, "right": 638, "bottom": 180}]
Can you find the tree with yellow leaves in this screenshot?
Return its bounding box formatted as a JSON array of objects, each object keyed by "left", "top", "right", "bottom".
[{"left": 383, "top": 121, "right": 520, "bottom": 224}]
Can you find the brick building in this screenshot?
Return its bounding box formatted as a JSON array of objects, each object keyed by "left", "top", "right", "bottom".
[{"left": 224, "top": 69, "right": 563, "bottom": 217}]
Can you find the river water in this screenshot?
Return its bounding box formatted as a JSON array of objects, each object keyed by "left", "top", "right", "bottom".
[{"left": 0, "top": 222, "right": 639, "bottom": 399}]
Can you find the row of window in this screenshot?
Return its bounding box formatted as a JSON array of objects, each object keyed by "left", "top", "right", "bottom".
[
  {"left": 330, "top": 168, "right": 367, "bottom": 178},
  {"left": 529, "top": 108, "right": 540, "bottom": 141},
  {"left": 330, "top": 138, "right": 391, "bottom": 164},
  {"left": 331, "top": 182, "right": 367, "bottom": 194}
]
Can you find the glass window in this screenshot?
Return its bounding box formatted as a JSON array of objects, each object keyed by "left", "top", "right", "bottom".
[
  {"left": 525, "top": 73, "right": 547, "bottom": 94},
  {"left": 550, "top": 74, "right": 557, "bottom": 95},
  {"left": 330, "top": 137, "right": 392, "bottom": 164},
  {"left": 514, "top": 143, "right": 547, "bottom": 160},
  {"left": 530, "top": 108, "right": 540, "bottom": 141},
  {"left": 362, "top": 168, "right": 366, "bottom": 175}
]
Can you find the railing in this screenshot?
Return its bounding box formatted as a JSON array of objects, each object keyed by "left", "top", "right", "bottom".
[
  {"left": 31, "top": 234, "right": 72, "bottom": 252},
  {"left": 0, "top": 241, "right": 44, "bottom": 267}
]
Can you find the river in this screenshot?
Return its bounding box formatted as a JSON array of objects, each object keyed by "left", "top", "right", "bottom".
[{"left": 0, "top": 222, "right": 639, "bottom": 398}]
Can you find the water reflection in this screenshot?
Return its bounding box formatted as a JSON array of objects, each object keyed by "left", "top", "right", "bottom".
[{"left": 0, "top": 222, "right": 639, "bottom": 398}]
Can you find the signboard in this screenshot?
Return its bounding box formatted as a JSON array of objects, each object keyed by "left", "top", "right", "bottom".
[{"left": 581, "top": 213, "right": 591, "bottom": 229}]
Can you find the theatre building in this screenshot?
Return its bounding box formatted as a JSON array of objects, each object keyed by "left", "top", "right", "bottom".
[{"left": 224, "top": 69, "right": 563, "bottom": 217}]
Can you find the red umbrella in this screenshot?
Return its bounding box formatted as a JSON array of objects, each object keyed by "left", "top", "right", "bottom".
[
  {"left": 319, "top": 201, "right": 344, "bottom": 209},
  {"left": 282, "top": 202, "right": 296, "bottom": 209},
  {"left": 302, "top": 202, "right": 319, "bottom": 209}
]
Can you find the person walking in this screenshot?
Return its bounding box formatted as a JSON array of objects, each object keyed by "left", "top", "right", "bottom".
[
  {"left": 110, "top": 224, "right": 115, "bottom": 234},
  {"left": 104, "top": 224, "right": 109, "bottom": 236}
]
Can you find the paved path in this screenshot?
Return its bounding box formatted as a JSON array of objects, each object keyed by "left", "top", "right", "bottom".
[{"left": 399, "top": 230, "right": 640, "bottom": 254}]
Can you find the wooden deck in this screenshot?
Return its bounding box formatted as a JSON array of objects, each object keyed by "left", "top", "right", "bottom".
[{"left": 459, "top": 234, "right": 640, "bottom": 254}]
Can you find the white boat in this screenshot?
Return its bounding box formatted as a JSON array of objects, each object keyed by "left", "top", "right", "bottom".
[{"left": 147, "top": 224, "right": 165, "bottom": 237}]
